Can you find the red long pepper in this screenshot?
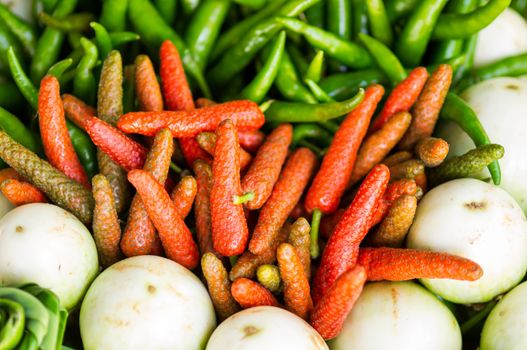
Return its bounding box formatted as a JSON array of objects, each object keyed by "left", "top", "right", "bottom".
[
  {"left": 117, "top": 100, "right": 265, "bottom": 137},
  {"left": 312, "top": 164, "right": 390, "bottom": 304},
  {"left": 357, "top": 247, "right": 483, "bottom": 281},
  {"left": 159, "top": 40, "right": 210, "bottom": 166},
  {"left": 210, "top": 119, "right": 249, "bottom": 256},
  {"left": 85, "top": 116, "right": 147, "bottom": 171},
  {"left": 38, "top": 75, "right": 90, "bottom": 188},
  {"left": 305, "top": 85, "right": 385, "bottom": 215},
  {"left": 62, "top": 93, "right": 96, "bottom": 130}
]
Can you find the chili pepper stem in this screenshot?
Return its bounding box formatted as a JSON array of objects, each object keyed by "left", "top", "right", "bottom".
[
  {"left": 310, "top": 209, "right": 322, "bottom": 259},
  {"left": 170, "top": 162, "right": 182, "bottom": 173},
  {"left": 460, "top": 300, "right": 498, "bottom": 334},
  {"left": 233, "top": 192, "right": 255, "bottom": 205}
]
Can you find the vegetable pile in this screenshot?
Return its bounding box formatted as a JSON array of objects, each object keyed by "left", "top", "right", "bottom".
[{"left": 0, "top": 0, "right": 527, "bottom": 349}]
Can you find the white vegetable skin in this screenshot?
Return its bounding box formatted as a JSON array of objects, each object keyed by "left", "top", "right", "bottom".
[
  {"left": 206, "top": 306, "right": 328, "bottom": 350},
  {"left": 437, "top": 77, "right": 527, "bottom": 212},
  {"left": 407, "top": 179, "right": 527, "bottom": 304},
  {"left": 474, "top": 8, "right": 527, "bottom": 67},
  {"left": 0, "top": 192, "right": 13, "bottom": 218},
  {"left": 480, "top": 281, "right": 527, "bottom": 350},
  {"left": 330, "top": 281, "right": 461, "bottom": 350},
  {"left": 0, "top": 203, "right": 98, "bottom": 309},
  {"left": 80, "top": 255, "right": 216, "bottom": 350}
]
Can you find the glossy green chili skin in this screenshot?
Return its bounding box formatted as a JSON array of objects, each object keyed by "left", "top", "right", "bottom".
[
  {"left": 109, "top": 32, "right": 141, "bottom": 47},
  {"left": 184, "top": 0, "right": 231, "bottom": 70},
  {"left": 265, "top": 88, "right": 365, "bottom": 123},
  {"left": 73, "top": 38, "right": 98, "bottom": 105},
  {"left": 275, "top": 50, "right": 317, "bottom": 103},
  {"left": 100, "top": 0, "right": 129, "bottom": 31},
  {"left": 304, "top": 50, "right": 325, "bottom": 83},
  {"left": 305, "top": 79, "right": 334, "bottom": 102},
  {"left": 365, "top": 0, "right": 393, "bottom": 46},
  {"left": 0, "top": 3, "right": 36, "bottom": 56},
  {"left": 30, "top": 0, "right": 78, "bottom": 83},
  {"left": 358, "top": 33, "right": 405, "bottom": 84},
  {"left": 385, "top": 0, "right": 419, "bottom": 22},
  {"left": 154, "top": 0, "right": 177, "bottom": 25},
  {"left": 128, "top": 0, "right": 211, "bottom": 98},
  {"left": 47, "top": 58, "right": 73, "bottom": 78},
  {"left": 0, "top": 83, "right": 24, "bottom": 111},
  {"left": 90, "top": 22, "right": 112, "bottom": 59},
  {"left": 351, "top": 0, "right": 368, "bottom": 37},
  {"left": 440, "top": 92, "right": 501, "bottom": 185},
  {"left": 319, "top": 69, "right": 388, "bottom": 100},
  {"left": 305, "top": 0, "right": 324, "bottom": 27},
  {"left": 0, "top": 107, "right": 41, "bottom": 155},
  {"left": 292, "top": 123, "right": 332, "bottom": 147},
  {"left": 394, "top": 0, "right": 449, "bottom": 67},
  {"left": 67, "top": 120, "right": 98, "bottom": 178},
  {"left": 277, "top": 17, "right": 373, "bottom": 69},
  {"left": 38, "top": 12, "right": 94, "bottom": 32},
  {"left": 207, "top": 0, "right": 320, "bottom": 86},
  {"left": 0, "top": 21, "right": 25, "bottom": 74},
  {"left": 458, "top": 53, "right": 527, "bottom": 91},
  {"left": 432, "top": 0, "right": 511, "bottom": 40},
  {"left": 210, "top": 0, "right": 286, "bottom": 62},
  {"left": 431, "top": 0, "right": 477, "bottom": 63},
  {"left": 7, "top": 46, "right": 39, "bottom": 109},
  {"left": 327, "top": 0, "right": 352, "bottom": 41},
  {"left": 239, "top": 31, "right": 286, "bottom": 103}
]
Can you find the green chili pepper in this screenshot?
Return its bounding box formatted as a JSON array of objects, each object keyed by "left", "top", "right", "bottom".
[
  {"left": 365, "top": 0, "right": 393, "bottom": 46},
  {"left": 100, "top": 0, "right": 129, "bottom": 31},
  {"left": 277, "top": 17, "right": 373, "bottom": 69},
  {"left": 8, "top": 46, "right": 96, "bottom": 178},
  {"left": 207, "top": 0, "right": 321, "bottom": 86},
  {"left": 275, "top": 50, "right": 317, "bottom": 103},
  {"left": 109, "top": 31, "right": 141, "bottom": 47},
  {"left": 287, "top": 43, "right": 310, "bottom": 76},
  {"left": 385, "top": 0, "right": 419, "bottom": 22},
  {"left": 453, "top": 32, "right": 478, "bottom": 85},
  {"left": 0, "top": 131, "right": 94, "bottom": 224},
  {"left": 256, "top": 264, "right": 281, "bottom": 293},
  {"left": 430, "top": 0, "right": 478, "bottom": 64},
  {"left": 351, "top": 0, "right": 369, "bottom": 37},
  {"left": 41, "top": 0, "right": 59, "bottom": 12},
  {"left": 511, "top": 0, "right": 527, "bottom": 14},
  {"left": 265, "top": 88, "right": 365, "bottom": 123},
  {"left": 210, "top": 0, "right": 286, "bottom": 62},
  {"left": 427, "top": 54, "right": 467, "bottom": 76},
  {"left": 239, "top": 31, "right": 286, "bottom": 103},
  {"left": 0, "top": 3, "right": 36, "bottom": 56},
  {"left": 432, "top": 0, "right": 511, "bottom": 40},
  {"left": 38, "top": 12, "right": 94, "bottom": 32},
  {"left": 304, "top": 50, "right": 325, "bottom": 83},
  {"left": 459, "top": 52, "right": 527, "bottom": 91},
  {"left": 0, "top": 298, "right": 25, "bottom": 349},
  {"left": 394, "top": 0, "right": 449, "bottom": 67},
  {"left": 0, "top": 82, "right": 24, "bottom": 111},
  {"left": 7, "top": 46, "right": 39, "bottom": 109},
  {"left": 440, "top": 93, "right": 501, "bottom": 185},
  {"left": 292, "top": 123, "right": 332, "bottom": 147},
  {"left": 73, "top": 37, "right": 98, "bottom": 105},
  {"left": 430, "top": 144, "right": 504, "bottom": 186},
  {"left": 67, "top": 120, "right": 98, "bottom": 178},
  {"left": 0, "top": 21, "right": 25, "bottom": 74},
  {"left": 182, "top": 0, "right": 201, "bottom": 15},
  {"left": 460, "top": 299, "right": 498, "bottom": 334},
  {"left": 47, "top": 58, "right": 73, "bottom": 78},
  {"left": 128, "top": 0, "right": 211, "bottom": 98},
  {"left": 0, "top": 107, "right": 41, "bottom": 156},
  {"left": 90, "top": 22, "right": 112, "bottom": 60},
  {"left": 234, "top": 0, "right": 270, "bottom": 8},
  {"left": 319, "top": 68, "right": 388, "bottom": 100},
  {"left": 184, "top": 0, "right": 231, "bottom": 70},
  {"left": 358, "top": 33, "right": 405, "bottom": 84},
  {"left": 327, "top": 0, "right": 352, "bottom": 41},
  {"left": 305, "top": 79, "right": 334, "bottom": 102},
  {"left": 31, "top": 0, "right": 78, "bottom": 83},
  {"left": 305, "top": 0, "right": 324, "bottom": 27},
  {"left": 154, "top": 0, "right": 177, "bottom": 25}
]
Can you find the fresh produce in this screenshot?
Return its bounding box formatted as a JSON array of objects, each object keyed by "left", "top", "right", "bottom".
[
  {"left": 0, "top": 1, "right": 524, "bottom": 348},
  {"left": 0, "top": 283, "right": 68, "bottom": 350},
  {"left": 80, "top": 255, "right": 216, "bottom": 350},
  {"left": 474, "top": 8, "right": 527, "bottom": 67},
  {"left": 480, "top": 281, "right": 527, "bottom": 350},
  {"left": 407, "top": 178, "right": 527, "bottom": 303},
  {"left": 439, "top": 77, "right": 527, "bottom": 211},
  {"left": 0, "top": 203, "right": 98, "bottom": 309},
  {"left": 330, "top": 281, "right": 462, "bottom": 350},
  {"left": 0, "top": 192, "right": 14, "bottom": 218},
  {"left": 206, "top": 306, "right": 328, "bottom": 350}
]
